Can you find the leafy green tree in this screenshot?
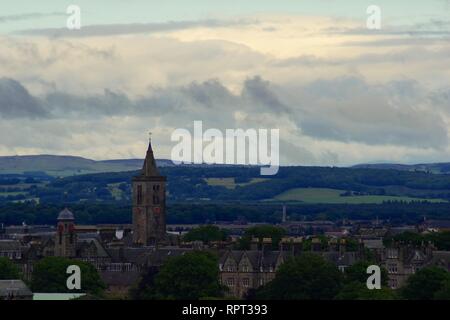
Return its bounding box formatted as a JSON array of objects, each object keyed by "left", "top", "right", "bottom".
[
  {"left": 0, "top": 257, "right": 21, "bottom": 280},
  {"left": 183, "top": 225, "right": 229, "bottom": 244},
  {"left": 153, "top": 251, "right": 224, "bottom": 300},
  {"left": 30, "top": 257, "right": 106, "bottom": 295},
  {"left": 129, "top": 266, "right": 160, "bottom": 300},
  {"left": 255, "top": 253, "right": 343, "bottom": 300},
  {"left": 401, "top": 266, "right": 450, "bottom": 300},
  {"left": 335, "top": 281, "right": 397, "bottom": 300},
  {"left": 434, "top": 278, "right": 450, "bottom": 300}
]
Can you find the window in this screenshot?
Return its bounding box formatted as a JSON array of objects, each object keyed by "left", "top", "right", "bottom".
[
  {"left": 153, "top": 185, "right": 160, "bottom": 191},
  {"left": 226, "top": 264, "right": 234, "bottom": 272},
  {"left": 153, "top": 195, "right": 160, "bottom": 205},
  {"left": 388, "top": 263, "right": 398, "bottom": 274},
  {"left": 242, "top": 278, "right": 250, "bottom": 287},
  {"left": 387, "top": 249, "right": 398, "bottom": 259},
  {"left": 226, "top": 278, "right": 235, "bottom": 286},
  {"left": 390, "top": 278, "right": 398, "bottom": 289},
  {"left": 137, "top": 185, "right": 143, "bottom": 205},
  {"left": 241, "top": 264, "right": 249, "bottom": 272}
]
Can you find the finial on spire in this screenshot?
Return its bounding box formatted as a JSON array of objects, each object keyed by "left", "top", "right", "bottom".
[{"left": 148, "top": 131, "right": 152, "bottom": 142}]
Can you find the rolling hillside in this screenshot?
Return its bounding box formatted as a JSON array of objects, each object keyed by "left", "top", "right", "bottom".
[{"left": 0, "top": 155, "right": 173, "bottom": 177}]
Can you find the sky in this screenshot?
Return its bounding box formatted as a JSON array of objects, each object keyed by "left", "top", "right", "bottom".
[{"left": 0, "top": 0, "right": 450, "bottom": 166}]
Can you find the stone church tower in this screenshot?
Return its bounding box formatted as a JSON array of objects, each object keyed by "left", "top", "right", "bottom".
[
  {"left": 132, "top": 136, "right": 167, "bottom": 246},
  {"left": 54, "top": 208, "right": 77, "bottom": 257}
]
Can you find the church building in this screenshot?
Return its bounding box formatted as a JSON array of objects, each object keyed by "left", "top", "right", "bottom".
[{"left": 132, "top": 136, "right": 167, "bottom": 246}]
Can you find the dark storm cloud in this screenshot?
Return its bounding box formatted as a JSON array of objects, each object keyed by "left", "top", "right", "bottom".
[
  {"left": 0, "top": 78, "right": 49, "bottom": 119},
  {"left": 241, "top": 76, "right": 291, "bottom": 114},
  {"left": 15, "top": 19, "right": 258, "bottom": 37}
]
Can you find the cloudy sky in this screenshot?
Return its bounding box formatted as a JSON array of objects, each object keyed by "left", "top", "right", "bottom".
[{"left": 0, "top": 0, "right": 450, "bottom": 166}]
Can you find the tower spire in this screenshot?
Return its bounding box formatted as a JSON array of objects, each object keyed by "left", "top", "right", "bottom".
[{"left": 142, "top": 132, "right": 160, "bottom": 176}]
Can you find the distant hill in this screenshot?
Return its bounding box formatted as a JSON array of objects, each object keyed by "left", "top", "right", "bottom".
[
  {"left": 352, "top": 162, "right": 450, "bottom": 174},
  {"left": 0, "top": 155, "right": 174, "bottom": 177}
]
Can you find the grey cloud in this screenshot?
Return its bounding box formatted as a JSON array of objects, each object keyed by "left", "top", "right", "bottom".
[
  {"left": 0, "top": 78, "right": 49, "bottom": 119},
  {"left": 0, "top": 12, "right": 65, "bottom": 23},
  {"left": 273, "top": 46, "right": 450, "bottom": 68},
  {"left": 283, "top": 77, "right": 448, "bottom": 148},
  {"left": 15, "top": 19, "right": 259, "bottom": 37},
  {"left": 3, "top": 77, "right": 449, "bottom": 150},
  {"left": 324, "top": 18, "right": 450, "bottom": 38},
  {"left": 242, "top": 76, "right": 291, "bottom": 114}
]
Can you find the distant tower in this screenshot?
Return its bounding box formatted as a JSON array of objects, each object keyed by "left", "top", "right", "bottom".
[
  {"left": 132, "top": 133, "right": 167, "bottom": 246},
  {"left": 282, "top": 205, "right": 287, "bottom": 223},
  {"left": 54, "top": 208, "right": 77, "bottom": 257}
]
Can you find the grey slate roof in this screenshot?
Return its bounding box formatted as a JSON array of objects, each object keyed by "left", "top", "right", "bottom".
[{"left": 57, "top": 208, "right": 75, "bottom": 221}]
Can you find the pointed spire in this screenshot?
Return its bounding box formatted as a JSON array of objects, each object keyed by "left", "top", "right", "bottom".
[{"left": 141, "top": 132, "right": 160, "bottom": 176}]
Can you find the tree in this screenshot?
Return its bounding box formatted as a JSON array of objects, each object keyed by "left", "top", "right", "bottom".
[
  {"left": 183, "top": 225, "right": 228, "bottom": 244},
  {"left": 335, "top": 281, "right": 397, "bottom": 300},
  {"left": 30, "top": 257, "right": 106, "bottom": 295},
  {"left": 401, "top": 266, "right": 450, "bottom": 300},
  {"left": 0, "top": 257, "right": 21, "bottom": 280},
  {"left": 129, "top": 266, "right": 160, "bottom": 300},
  {"left": 255, "top": 253, "right": 343, "bottom": 300},
  {"left": 153, "top": 251, "right": 224, "bottom": 300},
  {"left": 434, "top": 278, "right": 450, "bottom": 300}
]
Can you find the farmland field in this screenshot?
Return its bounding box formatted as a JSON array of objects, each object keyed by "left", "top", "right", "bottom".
[
  {"left": 205, "top": 177, "right": 269, "bottom": 189},
  {"left": 273, "top": 188, "right": 447, "bottom": 204}
]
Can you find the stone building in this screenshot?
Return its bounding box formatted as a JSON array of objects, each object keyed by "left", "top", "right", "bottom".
[
  {"left": 219, "top": 250, "right": 286, "bottom": 298},
  {"left": 54, "top": 208, "right": 77, "bottom": 257},
  {"left": 132, "top": 137, "right": 167, "bottom": 246},
  {"left": 381, "top": 242, "right": 436, "bottom": 289}
]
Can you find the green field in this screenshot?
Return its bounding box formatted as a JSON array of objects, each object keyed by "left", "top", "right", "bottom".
[
  {"left": 274, "top": 188, "right": 447, "bottom": 204},
  {"left": 205, "top": 177, "right": 268, "bottom": 189}
]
